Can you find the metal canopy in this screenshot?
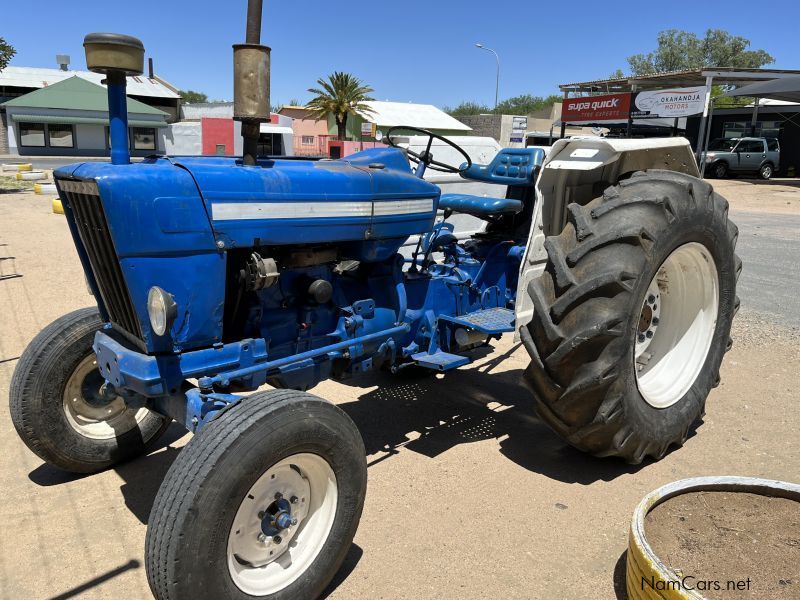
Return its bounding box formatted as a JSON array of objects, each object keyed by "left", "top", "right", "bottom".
[
  {"left": 723, "top": 75, "right": 800, "bottom": 103},
  {"left": 560, "top": 68, "right": 800, "bottom": 94}
]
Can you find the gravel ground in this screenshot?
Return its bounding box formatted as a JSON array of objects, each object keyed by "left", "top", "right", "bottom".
[{"left": 0, "top": 177, "right": 797, "bottom": 600}]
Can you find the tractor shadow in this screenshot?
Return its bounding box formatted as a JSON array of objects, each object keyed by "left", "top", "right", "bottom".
[
  {"left": 28, "top": 421, "right": 188, "bottom": 524},
  {"left": 336, "top": 356, "right": 666, "bottom": 485}
]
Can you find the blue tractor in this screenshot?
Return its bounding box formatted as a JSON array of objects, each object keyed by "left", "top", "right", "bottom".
[{"left": 9, "top": 5, "right": 740, "bottom": 599}]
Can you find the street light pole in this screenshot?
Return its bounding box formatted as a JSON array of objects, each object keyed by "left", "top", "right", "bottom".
[{"left": 475, "top": 43, "right": 500, "bottom": 109}]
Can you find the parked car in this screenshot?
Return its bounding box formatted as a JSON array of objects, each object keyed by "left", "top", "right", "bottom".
[{"left": 703, "top": 137, "right": 780, "bottom": 179}]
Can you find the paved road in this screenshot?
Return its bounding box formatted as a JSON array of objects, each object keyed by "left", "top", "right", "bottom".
[{"left": 731, "top": 209, "right": 800, "bottom": 328}]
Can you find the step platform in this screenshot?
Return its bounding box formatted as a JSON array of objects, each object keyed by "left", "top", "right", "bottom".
[
  {"left": 410, "top": 350, "right": 470, "bottom": 372},
  {"left": 440, "top": 307, "right": 515, "bottom": 335}
]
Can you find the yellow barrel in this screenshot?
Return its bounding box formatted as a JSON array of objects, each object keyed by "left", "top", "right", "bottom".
[
  {"left": 16, "top": 170, "right": 47, "bottom": 181},
  {"left": 35, "top": 182, "right": 58, "bottom": 195},
  {"left": 627, "top": 476, "right": 800, "bottom": 599},
  {"left": 1, "top": 163, "right": 32, "bottom": 172}
]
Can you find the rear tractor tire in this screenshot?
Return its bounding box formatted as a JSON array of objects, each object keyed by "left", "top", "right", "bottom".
[
  {"left": 145, "top": 389, "right": 368, "bottom": 600},
  {"left": 522, "top": 170, "right": 740, "bottom": 464},
  {"left": 9, "top": 307, "right": 171, "bottom": 473}
]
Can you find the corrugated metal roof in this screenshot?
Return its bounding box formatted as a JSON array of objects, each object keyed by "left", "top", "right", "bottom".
[
  {"left": 560, "top": 68, "right": 800, "bottom": 92},
  {"left": 2, "top": 76, "right": 167, "bottom": 115},
  {"left": 359, "top": 101, "right": 471, "bottom": 131},
  {"left": 0, "top": 66, "right": 180, "bottom": 99}
]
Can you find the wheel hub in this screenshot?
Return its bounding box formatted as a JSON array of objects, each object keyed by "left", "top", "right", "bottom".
[
  {"left": 62, "top": 354, "right": 148, "bottom": 440},
  {"left": 227, "top": 453, "right": 337, "bottom": 595}
]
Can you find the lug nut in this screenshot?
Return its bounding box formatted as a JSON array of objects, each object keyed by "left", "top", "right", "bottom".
[
  {"left": 257, "top": 533, "right": 268, "bottom": 543},
  {"left": 647, "top": 294, "right": 655, "bottom": 303},
  {"left": 274, "top": 492, "right": 283, "bottom": 500},
  {"left": 652, "top": 317, "right": 659, "bottom": 325},
  {"left": 646, "top": 331, "right": 654, "bottom": 339},
  {"left": 290, "top": 517, "right": 298, "bottom": 526},
  {"left": 273, "top": 535, "right": 282, "bottom": 544},
  {"left": 258, "top": 511, "right": 266, "bottom": 519},
  {"left": 638, "top": 333, "right": 646, "bottom": 343},
  {"left": 290, "top": 496, "right": 299, "bottom": 504}
]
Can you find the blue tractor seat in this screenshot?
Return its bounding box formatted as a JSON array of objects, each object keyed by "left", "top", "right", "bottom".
[
  {"left": 438, "top": 194, "right": 522, "bottom": 219},
  {"left": 438, "top": 147, "right": 544, "bottom": 219},
  {"left": 459, "top": 147, "right": 545, "bottom": 186}
]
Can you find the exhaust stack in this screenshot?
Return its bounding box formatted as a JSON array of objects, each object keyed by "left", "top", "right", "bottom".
[
  {"left": 83, "top": 33, "right": 145, "bottom": 165},
  {"left": 234, "top": 0, "right": 271, "bottom": 166}
]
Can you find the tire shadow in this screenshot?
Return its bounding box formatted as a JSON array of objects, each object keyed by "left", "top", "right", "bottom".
[
  {"left": 319, "top": 544, "right": 363, "bottom": 599},
  {"left": 28, "top": 422, "right": 188, "bottom": 524}
]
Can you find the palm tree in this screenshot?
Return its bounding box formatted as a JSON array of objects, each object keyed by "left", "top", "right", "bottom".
[{"left": 307, "top": 72, "right": 375, "bottom": 140}]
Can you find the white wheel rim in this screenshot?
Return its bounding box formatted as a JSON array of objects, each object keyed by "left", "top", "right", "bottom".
[
  {"left": 227, "top": 453, "right": 338, "bottom": 596},
  {"left": 62, "top": 354, "right": 149, "bottom": 440},
  {"left": 635, "top": 242, "right": 719, "bottom": 408}
]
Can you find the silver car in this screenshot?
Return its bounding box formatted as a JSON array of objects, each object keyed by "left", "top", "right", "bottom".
[{"left": 703, "top": 137, "right": 780, "bottom": 180}]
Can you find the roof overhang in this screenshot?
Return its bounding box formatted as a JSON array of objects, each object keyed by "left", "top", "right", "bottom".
[
  {"left": 560, "top": 68, "right": 800, "bottom": 94},
  {"left": 11, "top": 113, "right": 168, "bottom": 128}
]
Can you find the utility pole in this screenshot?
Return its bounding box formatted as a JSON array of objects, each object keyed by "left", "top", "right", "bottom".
[{"left": 475, "top": 43, "right": 500, "bottom": 109}]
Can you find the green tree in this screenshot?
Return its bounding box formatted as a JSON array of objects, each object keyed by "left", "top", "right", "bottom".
[
  {"left": 609, "top": 69, "right": 626, "bottom": 80},
  {"left": 626, "top": 29, "right": 774, "bottom": 75},
  {"left": 0, "top": 37, "right": 16, "bottom": 72},
  {"left": 179, "top": 89, "right": 208, "bottom": 104},
  {"left": 495, "top": 94, "right": 561, "bottom": 115},
  {"left": 443, "top": 101, "right": 492, "bottom": 116},
  {"left": 307, "top": 72, "right": 375, "bottom": 140}
]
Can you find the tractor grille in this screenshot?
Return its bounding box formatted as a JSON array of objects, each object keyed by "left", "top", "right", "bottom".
[{"left": 58, "top": 179, "right": 142, "bottom": 340}]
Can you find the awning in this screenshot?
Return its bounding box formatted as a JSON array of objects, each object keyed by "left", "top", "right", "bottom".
[
  {"left": 258, "top": 124, "right": 293, "bottom": 135},
  {"left": 724, "top": 76, "right": 800, "bottom": 103},
  {"left": 10, "top": 113, "right": 168, "bottom": 128}
]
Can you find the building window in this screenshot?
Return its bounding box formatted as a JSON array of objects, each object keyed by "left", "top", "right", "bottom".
[
  {"left": 257, "top": 132, "right": 284, "bottom": 156},
  {"left": 132, "top": 127, "right": 156, "bottom": 151},
  {"left": 48, "top": 124, "right": 74, "bottom": 148},
  {"left": 301, "top": 135, "right": 314, "bottom": 145},
  {"left": 19, "top": 122, "right": 46, "bottom": 147}
]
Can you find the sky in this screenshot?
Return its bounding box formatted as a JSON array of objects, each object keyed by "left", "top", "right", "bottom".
[{"left": 3, "top": 0, "right": 799, "bottom": 108}]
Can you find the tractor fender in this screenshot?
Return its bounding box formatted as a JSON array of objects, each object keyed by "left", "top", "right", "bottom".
[{"left": 514, "top": 136, "right": 699, "bottom": 335}]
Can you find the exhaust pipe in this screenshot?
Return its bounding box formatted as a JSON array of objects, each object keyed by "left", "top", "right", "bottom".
[
  {"left": 83, "top": 33, "right": 145, "bottom": 165},
  {"left": 234, "top": 0, "right": 271, "bottom": 166}
]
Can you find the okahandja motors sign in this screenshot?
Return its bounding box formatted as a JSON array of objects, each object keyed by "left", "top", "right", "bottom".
[{"left": 631, "top": 87, "right": 705, "bottom": 118}]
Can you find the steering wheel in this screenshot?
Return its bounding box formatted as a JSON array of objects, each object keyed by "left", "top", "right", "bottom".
[{"left": 386, "top": 126, "right": 472, "bottom": 174}]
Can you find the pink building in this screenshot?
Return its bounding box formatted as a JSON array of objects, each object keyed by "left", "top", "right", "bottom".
[{"left": 278, "top": 106, "right": 330, "bottom": 157}]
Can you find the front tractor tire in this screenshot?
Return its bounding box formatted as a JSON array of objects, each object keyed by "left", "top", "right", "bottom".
[
  {"left": 145, "top": 390, "right": 368, "bottom": 600},
  {"left": 9, "top": 307, "right": 170, "bottom": 473},
  {"left": 522, "top": 170, "right": 740, "bottom": 464}
]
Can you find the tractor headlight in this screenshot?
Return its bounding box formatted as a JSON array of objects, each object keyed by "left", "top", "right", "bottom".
[{"left": 147, "top": 286, "right": 177, "bottom": 336}]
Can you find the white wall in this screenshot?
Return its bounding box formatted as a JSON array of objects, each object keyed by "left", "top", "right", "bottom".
[{"left": 164, "top": 122, "right": 202, "bottom": 155}]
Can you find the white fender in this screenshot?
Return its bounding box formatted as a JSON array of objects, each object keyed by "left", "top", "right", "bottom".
[{"left": 514, "top": 137, "right": 699, "bottom": 336}]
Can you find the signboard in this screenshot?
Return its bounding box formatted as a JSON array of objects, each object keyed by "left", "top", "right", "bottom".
[
  {"left": 561, "top": 93, "right": 632, "bottom": 123},
  {"left": 631, "top": 87, "right": 704, "bottom": 119},
  {"left": 510, "top": 116, "right": 527, "bottom": 143},
  {"left": 360, "top": 122, "right": 376, "bottom": 137}
]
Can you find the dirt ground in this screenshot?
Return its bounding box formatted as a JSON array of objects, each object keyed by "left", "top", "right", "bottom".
[
  {"left": 646, "top": 492, "right": 800, "bottom": 599},
  {"left": 0, "top": 177, "right": 798, "bottom": 600}
]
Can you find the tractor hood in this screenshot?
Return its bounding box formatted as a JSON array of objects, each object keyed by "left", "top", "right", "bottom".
[{"left": 173, "top": 147, "right": 440, "bottom": 250}]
